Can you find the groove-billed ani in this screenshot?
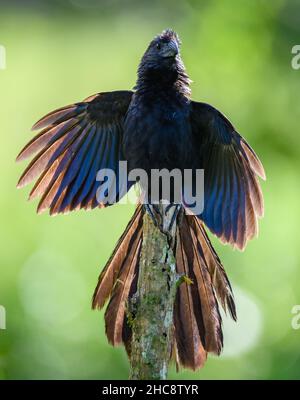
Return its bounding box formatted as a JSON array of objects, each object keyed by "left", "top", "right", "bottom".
[{"left": 17, "top": 29, "right": 265, "bottom": 370}]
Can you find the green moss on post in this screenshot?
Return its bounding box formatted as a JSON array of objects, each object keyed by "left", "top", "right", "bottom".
[{"left": 129, "top": 204, "right": 179, "bottom": 380}]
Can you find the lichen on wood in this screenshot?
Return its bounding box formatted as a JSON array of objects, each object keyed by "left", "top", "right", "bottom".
[{"left": 129, "top": 204, "right": 180, "bottom": 380}]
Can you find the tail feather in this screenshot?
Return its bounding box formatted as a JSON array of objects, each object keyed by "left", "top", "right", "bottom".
[
  {"left": 174, "top": 229, "right": 207, "bottom": 369},
  {"left": 190, "top": 217, "right": 237, "bottom": 320},
  {"left": 122, "top": 262, "right": 140, "bottom": 357},
  {"left": 104, "top": 226, "right": 143, "bottom": 345},
  {"left": 92, "top": 206, "right": 236, "bottom": 370},
  {"left": 92, "top": 205, "right": 143, "bottom": 309},
  {"left": 181, "top": 216, "right": 223, "bottom": 355}
]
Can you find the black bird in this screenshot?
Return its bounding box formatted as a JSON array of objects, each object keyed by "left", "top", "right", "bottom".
[{"left": 17, "top": 29, "right": 265, "bottom": 370}]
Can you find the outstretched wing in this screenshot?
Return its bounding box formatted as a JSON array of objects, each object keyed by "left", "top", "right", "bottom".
[
  {"left": 17, "top": 90, "right": 133, "bottom": 215},
  {"left": 189, "top": 101, "right": 265, "bottom": 250}
]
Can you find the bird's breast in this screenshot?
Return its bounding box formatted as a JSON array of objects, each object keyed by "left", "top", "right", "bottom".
[{"left": 123, "top": 98, "right": 192, "bottom": 174}]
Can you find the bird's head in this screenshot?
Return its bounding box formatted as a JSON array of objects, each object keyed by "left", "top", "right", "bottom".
[
  {"left": 141, "top": 29, "right": 181, "bottom": 69},
  {"left": 136, "top": 29, "right": 190, "bottom": 96}
]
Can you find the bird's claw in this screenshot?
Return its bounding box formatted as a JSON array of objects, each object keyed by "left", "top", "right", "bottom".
[
  {"left": 145, "top": 203, "right": 182, "bottom": 233},
  {"left": 165, "top": 204, "right": 181, "bottom": 232},
  {"left": 144, "top": 204, "right": 163, "bottom": 229}
]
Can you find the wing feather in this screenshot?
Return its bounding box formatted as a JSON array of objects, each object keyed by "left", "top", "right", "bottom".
[
  {"left": 190, "top": 101, "right": 265, "bottom": 250},
  {"left": 17, "top": 91, "right": 133, "bottom": 213}
]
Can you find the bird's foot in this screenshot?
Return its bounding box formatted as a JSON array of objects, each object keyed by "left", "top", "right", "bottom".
[
  {"left": 144, "top": 203, "right": 182, "bottom": 234},
  {"left": 166, "top": 204, "right": 181, "bottom": 232},
  {"left": 144, "top": 204, "right": 163, "bottom": 229}
]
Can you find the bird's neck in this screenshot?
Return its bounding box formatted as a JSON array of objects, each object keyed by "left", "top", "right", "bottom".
[{"left": 135, "top": 59, "right": 191, "bottom": 99}]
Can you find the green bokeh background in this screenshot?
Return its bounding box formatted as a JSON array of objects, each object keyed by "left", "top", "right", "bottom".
[{"left": 1, "top": 0, "right": 300, "bottom": 379}]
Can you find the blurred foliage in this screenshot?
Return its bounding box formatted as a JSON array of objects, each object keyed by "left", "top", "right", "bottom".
[{"left": 0, "top": 0, "right": 300, "bottom": 380}]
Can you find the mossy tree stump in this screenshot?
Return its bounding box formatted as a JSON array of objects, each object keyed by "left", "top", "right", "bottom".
[{"left": 129, "top": 204, "right": 180, "bottom": 380}]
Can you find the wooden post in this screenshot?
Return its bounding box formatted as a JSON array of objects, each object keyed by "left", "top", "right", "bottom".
[{"left": 129, "top": 204, "right": 180, "bottom": 380}]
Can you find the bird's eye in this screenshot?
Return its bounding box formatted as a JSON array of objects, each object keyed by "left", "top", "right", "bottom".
[{"left": 156, "top": 43, "right": 161, "bottom": 50}]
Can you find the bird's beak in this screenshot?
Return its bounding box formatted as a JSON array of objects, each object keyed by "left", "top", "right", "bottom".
[{"left": 162, "top": 40, "right": 179, "bottom": 58}]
